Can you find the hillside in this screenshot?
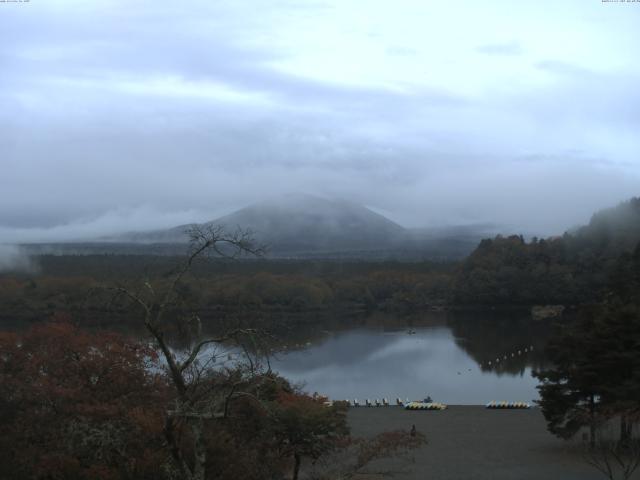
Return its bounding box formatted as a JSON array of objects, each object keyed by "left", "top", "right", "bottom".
[
  {"left": 568, "top": 197, "right": 640, "bottom": 257},
  {"left": 453, "top": 196, "right": 640, "bottom": 305},
  {"left": 101, "top": 194, "right": 486, "bottom": 259},
  {"left": 212, "top": 193, "right": 406, "bottom": 253}
]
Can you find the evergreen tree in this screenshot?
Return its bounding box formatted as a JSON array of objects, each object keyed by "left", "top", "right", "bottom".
[
  {"left": 535, "top": 304, "right": 640, "bottom": 446},
  {"left": 534, "top": 310, "right": 603, "bottom": 446}
]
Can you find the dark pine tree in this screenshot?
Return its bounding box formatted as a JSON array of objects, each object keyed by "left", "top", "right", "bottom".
[{"left": 535, "top": 303, "right": 640, "bottom": 446}]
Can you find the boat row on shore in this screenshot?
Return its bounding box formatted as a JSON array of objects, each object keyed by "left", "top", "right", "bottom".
[
  {"left": 332, "top": 398, "right": 532, "bottom": 410},
  {"left": 485, "top": 401, "right": 531, "bottom": 409},
  {"left": 346, "top": 397, "right": 426, "bottom": 407}
]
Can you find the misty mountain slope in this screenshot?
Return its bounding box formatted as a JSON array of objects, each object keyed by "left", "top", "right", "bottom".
[
  {"left": 210, "top": 193, "right": 406, "bottom": 253},
  {"left": 568, "top": 197, "right": 640, "bottom": 257},
  {"left": 92, "top": 194, "right": 489, "bottom": 259},
  {"left": 453, "top": 196, "right": 640, "bottom": 305}
]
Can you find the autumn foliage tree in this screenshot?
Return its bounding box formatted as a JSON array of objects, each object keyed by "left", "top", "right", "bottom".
[
  {"left": 0, "top": 317, "right": 168, "bottom": 480},
  {"left": 270, "top": 392, "right": 349, "bottom": 480},
  {"left": 0, "top": 318, "right": 354, "bottom": 480}
]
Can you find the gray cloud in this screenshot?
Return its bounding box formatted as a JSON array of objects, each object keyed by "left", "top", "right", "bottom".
[{"left": 1, "top": 0, "right": 639, "bottom": 242}]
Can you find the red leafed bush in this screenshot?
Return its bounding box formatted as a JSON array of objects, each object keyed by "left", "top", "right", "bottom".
[{"left": 0, "top": 318, "right": 169, "bottom": 480}]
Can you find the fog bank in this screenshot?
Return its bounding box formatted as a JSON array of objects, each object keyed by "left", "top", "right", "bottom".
[{"left": 0, "top": 245, "right": 38, "bottom": 273}]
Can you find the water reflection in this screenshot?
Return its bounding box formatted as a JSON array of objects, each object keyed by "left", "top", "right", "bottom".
[
  {"left": 448, "top": 311, "right": 549, "bottom": 376},
  {"left": 271, "top": 312, "right": 549, "bottom": 405}
]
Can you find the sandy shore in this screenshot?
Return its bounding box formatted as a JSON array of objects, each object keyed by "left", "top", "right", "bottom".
[{"left": 348, "top": 406, "right": 634, "bottom": 480}]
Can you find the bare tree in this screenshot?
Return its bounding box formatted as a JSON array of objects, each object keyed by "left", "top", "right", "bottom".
[
  {"left": 109, "top": 224, "right": 265, "bottom": 480},
  {"left": 583, "top": 417, "right": 640, "bottom": 480}
]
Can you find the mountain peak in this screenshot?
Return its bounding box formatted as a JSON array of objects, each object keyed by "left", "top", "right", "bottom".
[{"left": 212, "top": 194, "right": 404, "bottom": 253}]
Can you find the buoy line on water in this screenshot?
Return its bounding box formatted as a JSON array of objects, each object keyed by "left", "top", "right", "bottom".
[{"left": 480, "top": 344, "right": 535, "bottom": 369}]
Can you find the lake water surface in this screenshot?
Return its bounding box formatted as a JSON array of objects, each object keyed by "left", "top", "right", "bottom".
[{"left": 269, "top": 312, "right": 549, "bottom": 405}]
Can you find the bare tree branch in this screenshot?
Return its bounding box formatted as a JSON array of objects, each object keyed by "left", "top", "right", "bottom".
[
  {"left": 177, "top": 328, "right": 257, "bottom": 373},
  {"left": 100, "top": 223, "right": 265, "bottom": 480}
]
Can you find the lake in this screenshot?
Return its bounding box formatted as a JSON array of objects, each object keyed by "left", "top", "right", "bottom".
[
  {"left": 1, "top": 308, "right": 551, "bottom": 405},
  {"left": 268, "top": 311, "right": 549, "bottom": 405}
]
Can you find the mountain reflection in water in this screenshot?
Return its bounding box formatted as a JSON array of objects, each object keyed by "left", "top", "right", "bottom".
[{"left": 270, "top": 312, "right": 549, "bottom": 405}]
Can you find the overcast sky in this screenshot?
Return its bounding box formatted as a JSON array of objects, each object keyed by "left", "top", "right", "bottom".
[{"left": 1, "top": 0, "right": 639, "bottom": 242}]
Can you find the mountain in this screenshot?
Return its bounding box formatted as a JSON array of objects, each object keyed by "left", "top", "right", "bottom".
[
  {"left": 70, "top": 194, "right": 490, "bottom": 259},
  {"left": 210, "top": 193, "right": 405, "bottom": 254},
  {"left": 107, "top": 194, "right": 406, "bottom": 253}
]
